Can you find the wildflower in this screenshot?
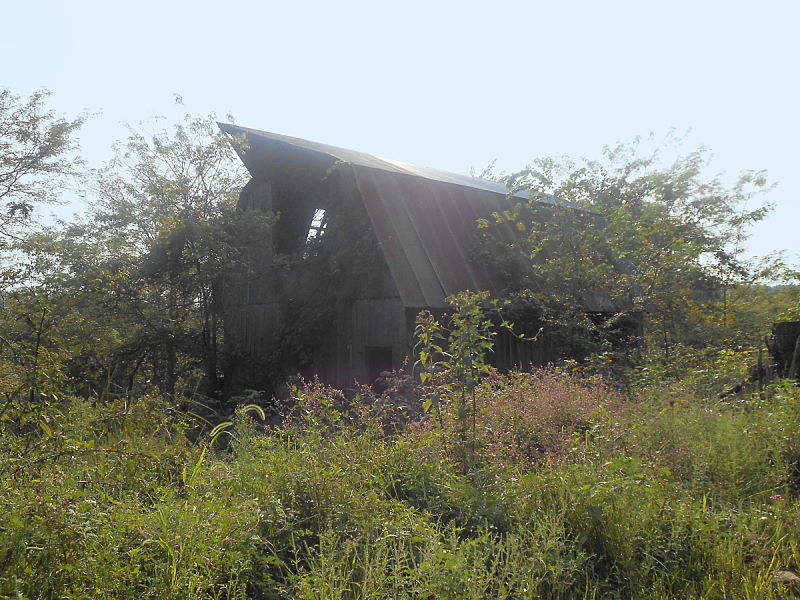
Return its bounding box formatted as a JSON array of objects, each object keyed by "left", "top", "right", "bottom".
[{"left": 769, "top": 494, "right": 784, "bottom": 502}]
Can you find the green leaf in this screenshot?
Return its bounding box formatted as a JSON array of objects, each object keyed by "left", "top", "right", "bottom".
[
  {"left": 240, "top": 404, "right": 265, "bottom": 420},
  {"left": 587, "top": 505, "right": 603, "bottom": 523}
]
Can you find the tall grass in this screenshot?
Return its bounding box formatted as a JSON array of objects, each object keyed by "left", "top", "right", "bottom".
[{"left": 1, "top": 373, "right": 799, "bottom": 598}]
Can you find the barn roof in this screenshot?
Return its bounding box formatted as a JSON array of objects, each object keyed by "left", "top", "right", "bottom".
[
  {"left": 219, "top": 124, "right": 551, "bottom": 204},
  {"left": 219, "top": 124, "right": 616, "bottom": 312}
]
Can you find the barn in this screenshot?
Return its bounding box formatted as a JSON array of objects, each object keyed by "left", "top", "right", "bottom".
[{"left": 218, "top": 124, "right": 633, "bottom": 391}]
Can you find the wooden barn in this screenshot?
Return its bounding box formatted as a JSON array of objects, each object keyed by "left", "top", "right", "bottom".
[{"left": 218, "top": 125, "right": 633, "bottom": 391}]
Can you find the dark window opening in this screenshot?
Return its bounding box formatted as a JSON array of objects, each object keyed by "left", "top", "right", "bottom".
[
  {"left": 274, "top": 201, "right": 329, "bottom": 256},
  {"left": 275, "top": 204, "right": 315, "bottom": 255},
  {"left": 366, "top": 346, "right": 393, "bottom": 383}
]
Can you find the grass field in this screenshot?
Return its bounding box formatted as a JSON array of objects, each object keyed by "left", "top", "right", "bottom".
[{"left": 2, "top": 370, "right": 799, "bottom": 599}]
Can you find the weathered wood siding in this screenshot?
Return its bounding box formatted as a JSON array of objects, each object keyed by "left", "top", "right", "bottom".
[
  {"left": 222, "top": 155, "right": 413, "bottom": 391},
  {"left": 326, "top": 297, "right": 410, "bottom": 386}
]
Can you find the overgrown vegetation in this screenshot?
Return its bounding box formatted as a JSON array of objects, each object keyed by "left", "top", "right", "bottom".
[
  {"left": 1, "top": 88, "right": 799, "bottom": 598},
  {"left": 3, "top": 361, "right": 800, "bottom": 598},
  {"left": 478, "top": 135, "right": 789, "bottom": 360}
]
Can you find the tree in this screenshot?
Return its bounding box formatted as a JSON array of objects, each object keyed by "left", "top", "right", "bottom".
[
  {"left": 0, "top": 88, "right": 84, "bottom": 244},
  {"left": 86, "top": 114, "right": 267, "bottom": 405},
  {"left": 482, "top": 136, "right": 780, "bottom": 361},
  {"left": 0, "top": 230, "right": 88, "bottom": 421},
  {"left": 0, "top": 89, "right": 84, "bottom": 426}
]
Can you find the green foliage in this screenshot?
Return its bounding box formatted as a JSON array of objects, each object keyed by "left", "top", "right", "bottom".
[
  {"left": 778, "top": 268, "right": 800, "bottom": 321},
  {"left": 0, "top": 89, "right": 85, "bottom": 435},
  {"left": 415, "top": 291, "right": 496, "bottom": 472},
  {"left": 87, "top": 114, "right": 256, "bottom": 402},
  {"left": 482, "top": 135, "right": 786, "bottom": 361},
  {"left": 0, "top": 88, "right": 84, "bottom": 242},
  {"left": 0, "top": 113, "right": 271, "bottom": 410},
  {"left": 2, "top": 375, "right": 800, "bottom": 598}
]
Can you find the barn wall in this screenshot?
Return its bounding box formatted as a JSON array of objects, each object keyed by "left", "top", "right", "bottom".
[
  {"left": 492, "top": 329, "right": 554, "bottom": 371},
  {"left": 328, "top": 297, "right": 410, "bottom": 386},
  {"left": 222, "top": 157, "right": 413, "bottom": 392}
]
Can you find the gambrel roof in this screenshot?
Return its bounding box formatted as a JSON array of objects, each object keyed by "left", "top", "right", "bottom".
[{"left": 219, "top": 124, "right": 616, "bottom": 312}]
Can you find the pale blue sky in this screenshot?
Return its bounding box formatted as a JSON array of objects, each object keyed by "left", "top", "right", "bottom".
[{"left": 3, "top": 0, "right": 798, "bottom": 261}]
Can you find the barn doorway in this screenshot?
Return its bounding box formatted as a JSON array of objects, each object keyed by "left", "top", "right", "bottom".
[{"left": 365, "top": 346, "right": 393, "bottom": 383}]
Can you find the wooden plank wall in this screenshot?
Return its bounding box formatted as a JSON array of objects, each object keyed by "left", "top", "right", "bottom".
[{"left": 325, "top": 297, "right": 409, "bottom": 387}]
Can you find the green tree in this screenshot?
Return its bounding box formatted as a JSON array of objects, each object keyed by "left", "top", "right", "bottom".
[
  {"left": 0, "top": 89, "right": 84, "bottom": 428},
  {"left": 0, "top": 88, "right": 84, "bottom": 244},
  {"left": 415, "top": 291, "right": 496, "bottom": 472},
  {"left": 483, "top": 136, "right": 779, "bottom": 361},
  {"left": 0, "top": 111, "right": 268, "bottom": 411},
  {"left": 87, "top": 115, "right": 262, "bottom": 404}
]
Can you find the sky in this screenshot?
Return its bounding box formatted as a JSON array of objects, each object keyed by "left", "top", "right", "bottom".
[{"left": 3, "top": 0, "right": 798, "bottom": 261}]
